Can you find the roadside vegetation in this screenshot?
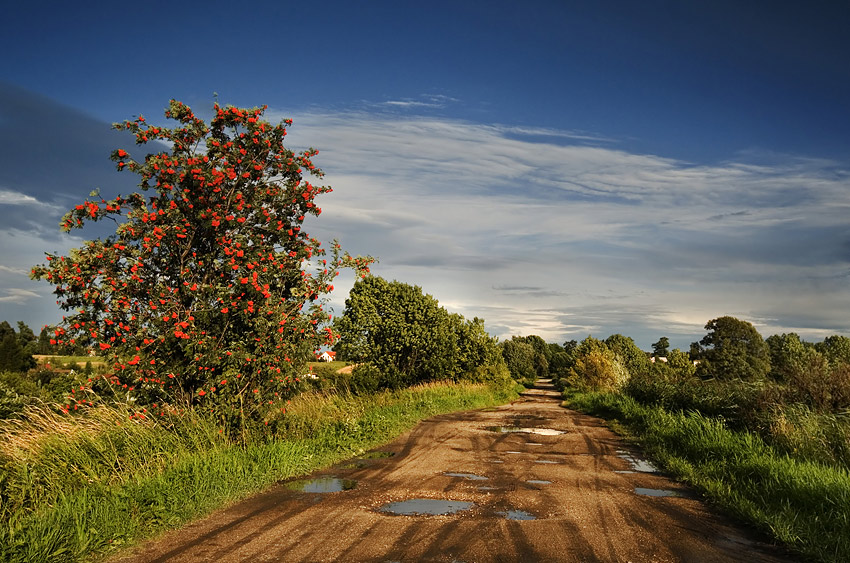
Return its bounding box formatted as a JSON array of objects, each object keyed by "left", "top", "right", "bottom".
[
  {"left": 0, "top": 100, "right": 524, "bottom": 563},
  {"left": 0, "top": 379, "right": 516, "bottom": 563},
  {"left": 549, "top": 317, "right": 850, "bottom": 563}
]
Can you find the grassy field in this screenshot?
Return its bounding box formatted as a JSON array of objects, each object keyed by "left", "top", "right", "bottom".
[
  {"left": 33, "top": 355, "right": 107, "bottom": 368},
  {"left": 0, "top": 380, "right": 516, "bottom": 563},
  {"left": 564, "top": 389, "right": 850, "bottom": 563}
]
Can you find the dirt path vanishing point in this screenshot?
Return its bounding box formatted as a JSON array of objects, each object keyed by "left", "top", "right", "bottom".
[{"left": 114, "top": 380, "right": 794, "bottom": 562}]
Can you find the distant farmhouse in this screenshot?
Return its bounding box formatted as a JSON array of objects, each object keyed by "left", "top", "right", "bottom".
[{"left": 318, "top": 351, "right": 336, "bottom": 362}]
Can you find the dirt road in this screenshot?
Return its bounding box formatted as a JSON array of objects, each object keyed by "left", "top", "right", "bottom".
[{"left": 114, "top": 381, "right": 792, "bottom": 562}]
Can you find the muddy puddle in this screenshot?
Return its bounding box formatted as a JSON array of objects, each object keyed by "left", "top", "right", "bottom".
[
  {"left": 534, "top": 459, "right": 560, "bottom": 464},
  {"left": 526, "top": 479, "right": 552, "bottom": 485},
  {"left": 634, "top": 487, "right": 687, "bottom": 498},
  {"left": 284, "top": 477, "right": 357, "bottom": 493},
  {"left": 616, "top": 449, "right": 658, "bottom": 473},
  {"left": 487, "top": 426, "right": 565, "bottom": 436},
  {"left": 497, "top": 509, "right": 536, "bottom": 520},
  {"left": 445, "top": 472, "right": 488, "bottom": 481},
  {"left": 379, "top": 499, "right": 474, "bottom": 516}
]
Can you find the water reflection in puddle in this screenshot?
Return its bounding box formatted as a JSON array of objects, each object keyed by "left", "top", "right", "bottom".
[
  {"left": 497, "top": 509, "right": 536, "bottom": 520},
  {"left": 478, "top": 486, "right": 496, "bottom": 491},
  {"left": 526, "top": 479, "right": 552, "bottom": 485},
  {"left": 505, "top": 451, "right": 523, "bottom": 454},
  {"left": 487, "top": 426, "right": 565, "bottom": 436},
  {"left": 616, "top": 450, "right": 658, "bottom": 473},
  {"left": 379, "top": 499, "right": 475, "bottom": 516},
  {"left": 635, "top": 487, "right": 684, "bottom": 497},
  {"left": 445, "top": 472, "right": 488, "bottom": 481},
  {"left": 534, "top": 459, "right": 559, "bottom": 464},
  {"left": 284, "top": 477, "right": 357, "bottom": 493}
]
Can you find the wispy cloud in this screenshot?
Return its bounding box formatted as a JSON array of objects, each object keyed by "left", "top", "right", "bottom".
[
  {"left": 379, "top": 94, "right": 460, "bottom": 110},
  {"left": 277, "top": 108, "right": 850, "bottom": 347},
  {"left": 0, "top": 288, "right": 41, "bottom": 303}
]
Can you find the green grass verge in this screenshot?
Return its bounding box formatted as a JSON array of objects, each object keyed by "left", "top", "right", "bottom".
[
  {"left": 0, "top": 381, "right": 517, "bottom": 563},
  {"left": 564, "top": 389, "right": 850, "bottom": 563}
]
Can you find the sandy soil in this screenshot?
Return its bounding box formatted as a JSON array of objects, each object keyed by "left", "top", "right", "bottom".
[{"left": 112, "top": 380, "right": 794, "bottom": 562}]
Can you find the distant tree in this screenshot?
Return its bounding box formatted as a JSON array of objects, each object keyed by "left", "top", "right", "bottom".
[
  {"left": 815, "top": 335, "right": 850, "bottom": 367},
  {"left": 606, "top": 334, "right": 650, "bottom": 376},
  {"left": 568, "top": 336, "right": 628, "bottom": 391},
  {"left": 500, "top": 335, "right": 550, "bottom": 380},
  {"left": 547, "top": 342, "right": 575, "bottom": 378},
  {"left": 500, "top": 338, "right": 537, "bottom": 385},
  {"left": 695, "top": 316, "right": 770, "bottom": 380},
  {"left": 15, "top": 322, "right": 37, "bottom": 371},
  {"left": 0, "top": 322, "right": 25, "bottom": 372},
  {"left": 36, "top": 326, "right": 57, "bottom": 355},
  {"left": 452, "top": 316, "right": 504, "bottom": 378},
  {"left": 766, "top": 333, "right": 820, "bottom": 382},
  {"left": 651, "top": 337, "right": 670, "bottom": 358},
  {"left": 666, "top": 348, "right": 696, "bottom": 377},
  {"left": 688, "top": 341, "right": 702, "bottom": 360},
  {"left": 334, "top": 276, "right": 491, "bottom": 387}
]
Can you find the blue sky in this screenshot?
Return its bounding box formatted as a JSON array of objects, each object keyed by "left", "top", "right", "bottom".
[{"left": 1, "top": 0, "right": 849, "bottom": 350}]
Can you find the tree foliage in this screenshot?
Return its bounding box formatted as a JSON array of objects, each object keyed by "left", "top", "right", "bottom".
[
  {"left": 605, "top": 333, "right": 650, "bottom": 377},
  {"left": 31, "top": 100, "right": 373, "bottom": 425},
  {"left": 333, "top": 276, "right": 499, "bottom": 387},
  {"left": 695, "top": 316, "right": 770, "bottom": 380},
  {"left": 651, "top": 336, "right": 670, "bottom": 358},
  {"left": 567, "top": 337, "right": 629, "bottom": 391},
  {"left": 0, "top": 321, "right": 36, "bottom": 373},
  {"left": 501, "top": 338, "right": 538, "bottom": 385}
]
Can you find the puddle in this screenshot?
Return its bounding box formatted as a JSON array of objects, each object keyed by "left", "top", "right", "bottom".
[
  {"left": 379, "top": 498, "right": 474, "bottom": 516},
  {"left": 635, "top": 487, "right": 684, "bottom": 497},
  {"left": 487, "top": 459, "right": 504, "bottom": 464},
  {"left": 284, "top": 477, "right": 357, "bottom": 493},
  {"left": 505, "top": 451, "right": 524, "bottom": 454},
  {"left": 534, "top": 459, "right": 559, "bottom": 464},
  {"left": 487, "top": 426, "right": 565, "bottom": 436},
  {"left": 497, "top": 509, "right": 536, "bottom": 520},
  {"left": 527, "top": 442, "right": 543, "bottom": 446},
  {"left": 616, "top": 450, "right": 658, "bottom": 473},
  {"left": 445, "top": 472, "right": 488, "bottom": 481},
  {"left": 613, "top": 470, "right": 636, "bottom": 474},
  {"left": 478, "top": 486, "right": 496, "bottom": 491},
  {"left": 526, "top": 479, "right": 552, "bottom": 485},
  {"left": 359, "top": 451, "right": 395, "bottom": 459}
]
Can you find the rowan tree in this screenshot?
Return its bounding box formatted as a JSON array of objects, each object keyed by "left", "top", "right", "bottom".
[{"left": 31, "top": 100, "right": 373, "bottom": 428}]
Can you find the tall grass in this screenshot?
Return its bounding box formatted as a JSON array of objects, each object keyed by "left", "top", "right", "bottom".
[
  {"left": 565, "top": 390, "right": 850, "bottom": 562},
  {"left": 0, "top": 380, "right": 516, "bottom": 563}
]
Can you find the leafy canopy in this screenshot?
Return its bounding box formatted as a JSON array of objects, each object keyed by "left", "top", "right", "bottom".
[{"left": 31, "top": 100, "right": 373, "bottom": 423}]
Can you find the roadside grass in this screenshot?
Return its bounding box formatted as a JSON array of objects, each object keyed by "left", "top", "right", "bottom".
[
  {"left": 0, "top": 380, "right": 517, "bottom": 563},
  {"left": 33, "top": 355, "right": 107, "bottom": 370},
  {"left": 306, "top": 360, "right": 348, "bottom": 372},
  {"left": 564, "top": 389, "right": 850, "bottom": 563}
]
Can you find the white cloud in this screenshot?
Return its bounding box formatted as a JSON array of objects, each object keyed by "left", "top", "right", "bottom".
[
  {"left": 0, "top": 188, "right": 61, "bottom": 212},
  {"left": 0, "top": 288, "right": 41, "bottom": 303},
  {"left": 273, "top": 109, "right": 850, "bottom": 348}
]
